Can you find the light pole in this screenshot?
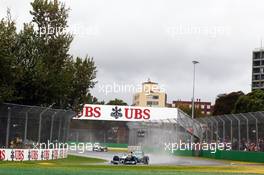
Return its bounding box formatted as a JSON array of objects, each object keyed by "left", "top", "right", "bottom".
[
  {"left": 191, "top": 60, "right": 199, "bottom": 145},
  {"left": 191, "top": 60, "right": 199, "bottom": 119}
]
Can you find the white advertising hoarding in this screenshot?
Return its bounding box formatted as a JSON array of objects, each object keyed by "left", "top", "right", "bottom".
[
  {"left": 74, "top": 104, "right": 178, "bottom": 122},
  {"left": 0, "top": 148, "right": 68, "bottom": 161}
]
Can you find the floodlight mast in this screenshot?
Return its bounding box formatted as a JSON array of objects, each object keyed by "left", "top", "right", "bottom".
[{"left": 191, "top": 60, "right": 199, "bottom": 120}]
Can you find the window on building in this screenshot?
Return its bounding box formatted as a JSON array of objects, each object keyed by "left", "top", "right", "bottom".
[
  {"left": 254, "top": 75, "right": 260, "bottom": 80},
  {"left": 147, "top": 95, "right": 159, "bottom": 100},
  {"left": 201, "top": 105, "right": 204, "bottom": 109},
  {"left": 254, "top": 52, "right": 260, "bottom": 59},
  {"left": 152, "top": 95, "right": 159, "bottom": 99},
  {"left": 253, "top": 68, "right": 260, "bottom": 73},
  {"left": 147, "top": 101, "right": 159, "bottom": 106},
  {"left": 254, "top": 61, "right": 261, "bottom": 66},
  {"left": 207, "top": 105, "right": 211, "bottom": 109},
  {"left": 261, "top": 82, "right": 264, "bottom": 88},
  {"left": 146, "top": 95, "right": 152, "bottom": 100}
]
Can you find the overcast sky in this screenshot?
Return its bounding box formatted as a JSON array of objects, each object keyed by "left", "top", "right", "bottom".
[{"left": 1, "top": 0, "right": 263, "bottom": 105}]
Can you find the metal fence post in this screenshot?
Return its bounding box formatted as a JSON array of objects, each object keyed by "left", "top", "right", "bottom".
[
  {"left": 5, "top": 107, "right": 11, "bottom": 148},
  {"left": 211, "top": 118, "right": 219, "bottom": 143},
  {"left": 249, "top": 113, "right": 259, "bottom": 148},
  {"left": 225, "top": 115, "right": 233, "bottom": 144},
  {"left": 200, "top": 118, "right": 208, "bottom": 142},
  {"left": 38, "top": 112, "right": 43, "bottom": 143},
  {"left": 65, "top": 114, "right": 73, "bottom": 143},
  {"left": 240, "top": 113, "right": 249, "bottom": 144},
  {"left": 58, "top": 117, "right": 62, "bottom": 142},
  {"left": 49, "top": 111, "right": 57, "bottom": 142},
  {"left": 24, "top": 107, "right": 36, "bottom": 143},
  {"left": 232, "top": 114, "right": 241, "bottom": 150},
  {"left": 38, "top": 103, "right": 55, "bottom": 143},
  {"left": 38, "top": 108, "right": 50, "bottom": 143},
  {"left": 206, "top": 117, "right": 214, "bottom": 143},
  {"left": 24, "top": 111, "right": 29, "bottom": 142},
  {"left": 62, "top": 116, "right": 68, "bottom": 142},
  {"left": 208, "top": 119, "right": 214, "bottom": 142},
  {"left": 76, "top": 131, "right": 79, "bottom": 143},
  {"left": 217, "top": 116, "right": 225, "bottom": 141}
]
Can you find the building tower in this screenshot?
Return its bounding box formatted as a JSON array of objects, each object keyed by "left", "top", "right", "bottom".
[
  {"left": 133, "top": 79, "right": 167, "bottom": 107},
  {"left": 252, "top": 48, "right": 264, "bottom": 90}
]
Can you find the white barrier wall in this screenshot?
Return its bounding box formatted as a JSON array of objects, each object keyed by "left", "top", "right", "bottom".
[
  {"left": 75, "top": 104, "right": 178, "bottom": 122},
  {"left": 0, "top": 148, "right": 68, "bottom": 161}
]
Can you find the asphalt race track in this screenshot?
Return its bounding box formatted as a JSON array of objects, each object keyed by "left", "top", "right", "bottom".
[{"left": 69, "top": 151, "right": 229, "bottom": 166}]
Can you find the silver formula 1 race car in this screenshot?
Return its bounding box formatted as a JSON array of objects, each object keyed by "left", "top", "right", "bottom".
[
  {"left": 111, "top": 150, "right": 149, "bottom": 165},
  {"left": 92, "top": 144, "right": 108, "bottom": 152}
]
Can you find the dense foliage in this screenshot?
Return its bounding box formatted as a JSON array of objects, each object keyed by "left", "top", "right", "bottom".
[
  {"left": 0, "top": 1, "right": 97, "bottom": 111},
  {"left": 233, "top": 89, "right": 264, "bottom": 113},
  {"left": 177, "top": 104, "right": 203, "bottom": 118},
  {"left": 212, "top": 91, "right": 244, "bottom": 115},
  {"left": 212, "top": 90, "right": 264, "bottom": 115},
  {"left": 107, "top": 98, "right": 128, "bottom": 106}
]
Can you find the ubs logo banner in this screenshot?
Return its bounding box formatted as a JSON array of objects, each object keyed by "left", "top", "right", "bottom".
[
  {"left": 14, "top": 150, "right": 24, "bottom": 161},
  {"left": 43, "top": 150, "right": 50, "bottom": 160},
  {"left": 76, "top": 104, "right": 178, "bottom": 122},
  {"left": 0, "top": 150, "right": 5, "bottom": 160},
  {"left": 110, "top": 106, "right": 123, "bottom": 119},
  {"left": 30, "top": 150, "right": 39, "bottom": 160},
  {"left": 0, "top": 149, "right": 67, "bottom": 161}
]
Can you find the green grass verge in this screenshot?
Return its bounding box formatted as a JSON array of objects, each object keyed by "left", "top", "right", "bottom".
[
  {"left": 0, "top": 155, "right": 106, "bottom": 168},
  {"left": 0, "top": 155, "right": 263, "bottom": 175}
]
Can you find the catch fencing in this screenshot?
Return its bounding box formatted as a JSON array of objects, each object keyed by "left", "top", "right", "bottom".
[
  {"left": 0, "top": 103, "right": 75, "bottom": 149},
  {"left": 196, "top": 112, "right": 264, "bottom": 151}
]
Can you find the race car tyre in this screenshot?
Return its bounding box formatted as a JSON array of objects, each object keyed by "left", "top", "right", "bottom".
[
  {"left": 143, "top": 156, "right": 149, "bottom": 164},
  {"left": 113, "top": 156, "right": 120, "bottom": 161}
]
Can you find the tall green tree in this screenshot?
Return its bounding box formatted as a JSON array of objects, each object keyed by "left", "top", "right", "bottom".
[
  {"left": 0, "top": 10, "right": 19, "bottom": 102},
  {"left": 68, "top": 57, "right": 98, "bottom": 111},
  {"left": 14, "top": 23, "right": 43, "bottom": 105},
  {"left": 213, "top": 91, "right": 244, "bottom": 115},
  {"left": 107, "top": 98, "right": 128, "bottom": 106},
  {"left": 233, "top": 90, "right": 264, "bottom": 113},
  {"left": 1, "top": 0, "right": 97, "bottom": 111},
  {"left": 29, "top": 0, "right": 73, "bottom": 107}
]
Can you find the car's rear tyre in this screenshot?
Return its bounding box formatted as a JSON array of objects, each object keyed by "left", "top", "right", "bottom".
[{"left": 143, "top": 156, "right": 149, "bottom": 164}]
